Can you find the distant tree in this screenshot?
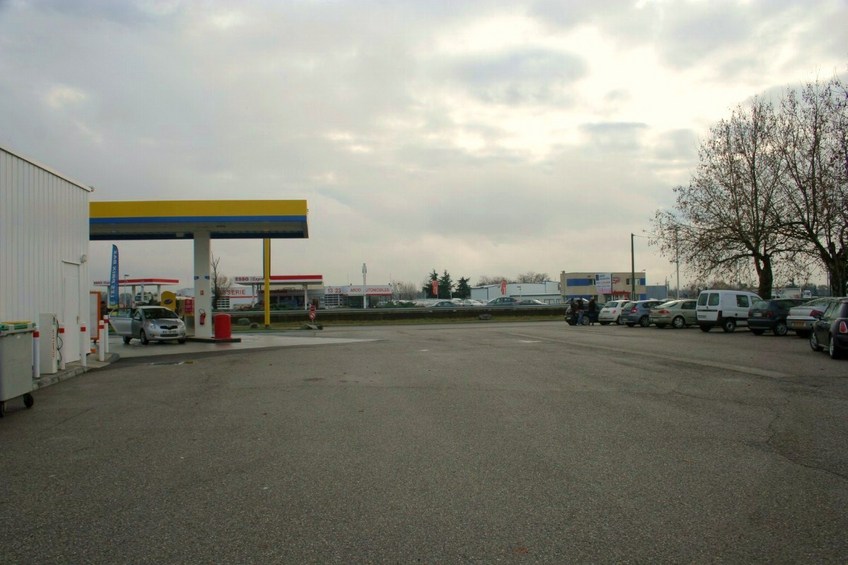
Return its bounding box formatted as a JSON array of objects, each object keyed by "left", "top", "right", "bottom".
[
  {"left": 652, "top": 97, "right": 792, "bottom": 299},
  {"left": 455, "top": 277, "right": 471, "bottom": 299},
  {"left": 438, "top": 270, "right": 454, "bottom": 299},
  {"left": 476, "top": 275, "right": 509, "bottom": 286},
  {"left": 211, "top": 255, "right": 232, "bottom": 310},
  {"left": 516, "top": 272, "right": 549, "bottom": 284},
  {"left": 393, "top": 281, "right": 419, "bottom": 300}
]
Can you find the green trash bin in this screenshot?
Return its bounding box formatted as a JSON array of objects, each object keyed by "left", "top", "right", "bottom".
[{"left": 0, "top": 321, "right": 36, "bottom": 417}]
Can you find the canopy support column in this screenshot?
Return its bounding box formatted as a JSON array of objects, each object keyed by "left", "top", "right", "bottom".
[{"left": 194, "top": 231, "right": 213, "bottom": 339}]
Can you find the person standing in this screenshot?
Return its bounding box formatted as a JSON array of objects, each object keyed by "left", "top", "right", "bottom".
[{"left": 587, "top": 298, "right": 597, "bottom": 325}]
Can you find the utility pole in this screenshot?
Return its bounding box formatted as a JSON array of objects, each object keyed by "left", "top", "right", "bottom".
[
  {"left": 674, "top": 226, "right": 681, "bottom": 299},
  {"left": 630, "top": 233, "right": 636, "bottom": 301}
]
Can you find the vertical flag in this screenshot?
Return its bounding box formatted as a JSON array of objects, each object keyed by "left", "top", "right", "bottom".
[
  {"left": 109, "top": 245, "right": 119, "bottom": 307},
  {"left": 431, "top": 280, "right": 438, "bottom": 297}
]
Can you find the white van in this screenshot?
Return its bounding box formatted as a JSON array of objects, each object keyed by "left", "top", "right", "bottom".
[{"left": 696, "top": 289, "right": 761, "bottom": 332}]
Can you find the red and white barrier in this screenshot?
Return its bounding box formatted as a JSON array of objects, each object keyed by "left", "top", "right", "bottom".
[{"left": 33, "top": 327, "right": 40, "bottom": 378}]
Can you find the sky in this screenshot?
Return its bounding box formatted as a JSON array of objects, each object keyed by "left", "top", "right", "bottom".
[{"left": 1, "top": 0, "right": 846, "bottom": 292}]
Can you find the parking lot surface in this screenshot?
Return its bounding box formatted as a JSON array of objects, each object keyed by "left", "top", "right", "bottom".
[{"left": 2, "top": 321, "right": 847, "bottom": 563}]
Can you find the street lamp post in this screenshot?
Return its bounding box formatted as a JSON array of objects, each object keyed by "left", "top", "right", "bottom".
[{"left": 362, "top": 263, "right": 367, "bottom": 309}]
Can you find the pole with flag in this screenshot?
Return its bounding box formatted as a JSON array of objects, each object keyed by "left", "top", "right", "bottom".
[{"left": 109, "top": 245, "right": 119, "bottom": 308}]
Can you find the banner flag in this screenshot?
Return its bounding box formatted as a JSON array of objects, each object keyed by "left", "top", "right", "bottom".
[{"left": 109, "top": 245, "right": 119, "bottom": 307}]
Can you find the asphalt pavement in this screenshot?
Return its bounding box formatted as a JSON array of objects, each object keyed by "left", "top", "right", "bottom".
[{"left": 2, "top": 321, "right": 847, "bottom": 563}]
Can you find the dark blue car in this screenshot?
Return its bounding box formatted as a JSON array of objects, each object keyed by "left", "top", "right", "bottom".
[{"left": 810, "top": 298, "right": 848, "bottom": 360}]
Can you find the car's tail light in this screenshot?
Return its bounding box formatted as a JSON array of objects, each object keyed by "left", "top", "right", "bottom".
[
  {"left": 764, "top": 311, "right": 774, "bottom": 318},
  {"left": 838, "top": 321, "right": 848, "bottom": 334},
  {"left": 657, "top": 309, "right": 670, "bottom": 315},
  {"left": 810, "top": 309, "right": 823, "bottom": 317},
  {"left": 630, "top": 306, "right": 637, "bottom": 313}
]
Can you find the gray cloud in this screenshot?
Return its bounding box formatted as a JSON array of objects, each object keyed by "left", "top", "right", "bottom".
[
  {"left": 453, "top": 49, "right": 587, "bottom": 105},
  {"left": 2, "top": 0, "right": 844, "bottom": 288}
]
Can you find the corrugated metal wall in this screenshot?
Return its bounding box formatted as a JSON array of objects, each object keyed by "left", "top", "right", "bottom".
[{"left": 0, "top": 147, "right": 90, "bottom": 359}]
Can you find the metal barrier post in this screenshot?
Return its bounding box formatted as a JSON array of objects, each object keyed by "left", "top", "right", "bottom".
[
  {"left": 58, "top": 325, "right": 65, "bottom": 370},
  {"left": 97, "top": 320, "right": 105, "bottom": 362},
  {"left": 80, "top": 324, "right": 87, "bottom": 368},
  {"left": 33, "top": 326, "right": 40, "bottom": 379}
]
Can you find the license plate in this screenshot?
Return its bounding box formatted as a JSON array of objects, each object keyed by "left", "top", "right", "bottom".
[{"left": 753, "top": 313, "right": 762, "bottom": 317}]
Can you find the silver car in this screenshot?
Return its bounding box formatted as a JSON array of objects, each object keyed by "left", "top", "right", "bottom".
[
  {"left": 787, "top": 297, "right": 841, "bottom": 338},
  {"left": 649, "top": 299, "right": 697, "bottom": 329},
  {"left": 111, "top": 306, "right": 187, "bottom": 345}
]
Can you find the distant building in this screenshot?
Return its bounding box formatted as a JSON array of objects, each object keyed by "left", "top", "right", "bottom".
[
  {"left": 471, "top": 281, "right": 562, "bottom": 304},
  {"left": 560, "top": 271, "right": 647, "bottom": 301}
]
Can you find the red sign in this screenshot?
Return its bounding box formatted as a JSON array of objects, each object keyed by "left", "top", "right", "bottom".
[
  {"left": 309, "top": 304, "right": 316, "bottom": 321},
  {"left": 431, "top": 280, "right": 438, "bottom": 296},
  {"left": 501, "top": 280, "right": 507, "bottom": 295}
]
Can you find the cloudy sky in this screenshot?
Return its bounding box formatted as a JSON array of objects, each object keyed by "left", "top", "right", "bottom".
[{"left": 1, "top": 0, "right": 846, "bottom": 291}]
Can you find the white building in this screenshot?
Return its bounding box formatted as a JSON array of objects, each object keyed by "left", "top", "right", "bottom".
[
  {"left": 472, "top": 281, "right": 562, "bottom": 304},
  {"left": 1, "top": 145, "right": 92, "bottom": 367}
]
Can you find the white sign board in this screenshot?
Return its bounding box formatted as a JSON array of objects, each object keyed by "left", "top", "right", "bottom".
[{"left": 596, "top": 273, "right": 612, "bottom": 294}]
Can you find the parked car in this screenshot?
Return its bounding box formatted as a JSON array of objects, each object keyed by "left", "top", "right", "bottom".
[
  {"left": 110, "top": 306, "right": 187, "bottom": 345},
  {"left": 696, "top": 289, "right": 761, "bottom": 333},
  {"left": 517, "top": 299, "right": 546, "bottom": 306},
  {"left": 747, "top": 298, "right": 807, "bottom": 336},
  {"left": 787, "top": 297, "right": 840, "bottom": 338},
  {"left": 623, "top": 299, "right": 663, "bottom": 327},
  {"left": 649, "top": 299, "right": 697, "bottom": 329},
  {"left": 809, "top": 298, "right": 848, "bottom": 359},
  {"left": 430, "top": 300, "right": 460, "bottom": 308},
  {"left": 598, "top": 300, "right": 631, "bottom": 325},
  {"left": 453, "top": 299, "right": 485, "bottom": 307},
  {"left": 487, "top": 296, "right": 521, "bottom": 306}
]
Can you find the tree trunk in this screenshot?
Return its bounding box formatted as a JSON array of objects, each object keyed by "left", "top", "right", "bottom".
[
  {"left": 755, "top": 255, "right": 774, "bottom": 298},
  {"left": 829, "top": 253, "right": 848, "bottom": 297}
]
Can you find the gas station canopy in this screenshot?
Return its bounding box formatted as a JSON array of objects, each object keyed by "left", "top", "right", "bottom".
[{"left": 89, "top": 200, "right": 308, "bottom": 240}]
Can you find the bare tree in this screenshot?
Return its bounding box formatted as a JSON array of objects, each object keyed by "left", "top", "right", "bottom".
[
  {"left": 652, "top": 97, "right": 792, "bottom": 298},
  {"left": 393, "top": 281, "right": 420, "bottom": 300},
  {"left": 211, "top": 254, "right": 232, "bottom": 310},
  {"left": 476, "top": 275, "right": 508, "bottom": 286},
  {"left": 777, "top": 76, "right": 848, "bottom": 295},
  {"left": 516, "top": 272, "right": 550, "bottom": 284}
]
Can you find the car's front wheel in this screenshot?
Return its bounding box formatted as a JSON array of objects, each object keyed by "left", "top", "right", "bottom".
[{"left": 140, "top": 330, "right": 149, "bottom": 345}]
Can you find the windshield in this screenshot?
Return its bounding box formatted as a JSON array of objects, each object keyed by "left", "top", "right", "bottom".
[{"left": 142, "top": 308, "right": 179, "bottom": 319}]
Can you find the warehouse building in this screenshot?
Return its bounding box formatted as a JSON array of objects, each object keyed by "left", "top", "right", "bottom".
[{"left": 1, "top": 145, "right": 92, "bottom": 369}]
